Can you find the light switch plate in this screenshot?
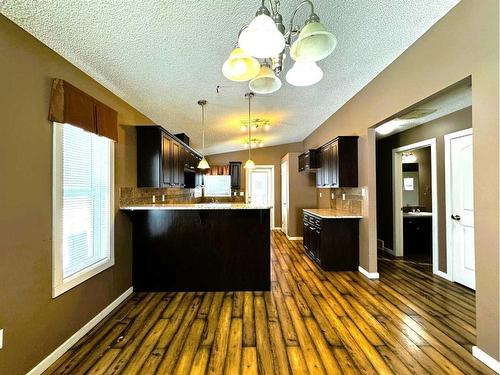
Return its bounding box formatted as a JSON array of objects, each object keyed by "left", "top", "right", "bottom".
[
  {"left": 342, "top": 193, "right": 346, "bottom": 200},
  {"left": 0, "top": 329, "right": 3, "bottom": 349},
  {"left": 240, "top": 192, "right": 244, "bottom": 196},
  {"left": 331, "top": 193, "right": 334, "bottom": 200}
]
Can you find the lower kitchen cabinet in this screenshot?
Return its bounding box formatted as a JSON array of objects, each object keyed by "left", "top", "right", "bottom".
[{"left": 303, "top": 212, "right": 359, "bottom": 271}]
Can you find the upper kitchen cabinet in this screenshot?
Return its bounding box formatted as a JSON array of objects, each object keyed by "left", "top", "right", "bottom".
[
  {"left": 137, "top": 126, "right": 203, "bottom": 188},
  {"left": 298, "top": 149, "right": 320, "bottom": 172},
  {"left": 229, "top": 161, "right": 242, "bottom": 189},
  {"left": 314, "top": 136, "right": 358, "bottom": 188}
]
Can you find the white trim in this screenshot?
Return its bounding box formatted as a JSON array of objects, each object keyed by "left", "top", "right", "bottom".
[
  {"left": 27, "top": 287, "right": 133, "bottom": 375},
  {"left": 246, "top": 165, "right": 275, "bottom": 228},
  {"left": 358, "top": 266, "right": 380, "bottom": 279},
  {"left": 286, "top": 236, "right": 303, "bottom": 241},
  {"left": 472, "top": 346, "right": 500, "bottom": 373},
  {"left": 52, "top": 124, "right": 115, "bottom": 298},
  {"left": 392, "top": 138, "right": 443, "bottom": 277},
  {"left": 272, "top": 227, "right": 282, "bottom": 231},
  {"left": 444, "top": 128, "right": 473, "bottom": 284}
]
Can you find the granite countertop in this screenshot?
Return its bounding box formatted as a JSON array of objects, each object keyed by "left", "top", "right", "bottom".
[
  {"left": 303, "top": 208, "right": 362, "bottom": 219},
  {"left": 120, "top": 203, "right": 272, "bottom": 210},
  {"left": 403, "top": 212, "right": 433, "bottom": 218}
]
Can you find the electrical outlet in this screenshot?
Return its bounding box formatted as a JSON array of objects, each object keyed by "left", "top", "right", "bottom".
[
  {"left": 342, "top": 193, "right": 346, "bottom": 201},
  {"left": 240, "top": 192, "right": 244, "bottom": 196},
  {"left": 319, "top": 192, "right": 322, "bottom": 198},
  {"left": 0, "top": 329, "right": 4, "bottom": 349},
  {"left": 361, "top": 188, "right": 366, "bottom": 197},
  {"left": 161, "top": 194, "right": 165, "bottom": 202},
  {"left": 331, "top": 193, "right": 334, "bottom": 200}
]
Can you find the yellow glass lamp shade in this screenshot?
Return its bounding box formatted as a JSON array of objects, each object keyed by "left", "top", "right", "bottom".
[
  {"left": 244, "top": 159, "right": 256, "bottom": 169},
  {"left": 197, "top": 157, "right": 210, "bottom": 169},
  {"left": 249, "top": 66, "right": 282, "bottom": 94},
  {"left": 222, "top": 48, "right": 261, "bottom": 82},
  {"left": 239, "top": 14, "right": 285, "bottom": 58},
  {"left": 286, "top": 61, "right": 323, "bottom": 86},
  {"left": 290, "top": 21, "right": 337, "bottom": 62}
]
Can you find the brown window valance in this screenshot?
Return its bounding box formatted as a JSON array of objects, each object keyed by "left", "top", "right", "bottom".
[
  {"left": 205, "top": 165, "right": 230, "bottom": 176},
  {"left": 48, "top": 79, "right": 118, "bottom": 142}
]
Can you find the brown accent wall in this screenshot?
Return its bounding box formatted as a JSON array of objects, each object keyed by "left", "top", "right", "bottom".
[
  {"left": 303, "top": 1, "right": 499, "bottom": 359},
  {"left": 376, "top": 107, "right": 471, "bottom": 272},
  {"left": 280, "top": 153, "right": 317, "bottom": 238},
  {"left": 0, "top": 16, "right": 153, "bottom": 374},
  {"left": 207, "top": 143, "right": 304, "bottom": 227}
]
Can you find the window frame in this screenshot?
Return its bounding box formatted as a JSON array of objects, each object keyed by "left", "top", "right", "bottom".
[{"left": 52, "top": 122, "right": 115, "bottom": 298}]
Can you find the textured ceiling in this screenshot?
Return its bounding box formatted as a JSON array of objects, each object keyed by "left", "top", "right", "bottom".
[{"left": 1, "top": 0, "right": 459, "bottom": 154}]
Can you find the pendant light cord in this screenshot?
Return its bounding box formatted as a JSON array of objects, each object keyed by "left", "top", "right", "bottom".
[
  {"left": 248, "top": 93, "right": 252, "bottom": 161},
  {"left": 202, "top": 104, "right": 205, "bottom": 156}
]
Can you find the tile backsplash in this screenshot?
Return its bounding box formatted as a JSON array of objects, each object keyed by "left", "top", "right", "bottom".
[
  {"left": 317, "top": 187, "right": 365, "bottom": 216},
  {"left": 120, "top": 187, "right": 202, "bottom": 206}
]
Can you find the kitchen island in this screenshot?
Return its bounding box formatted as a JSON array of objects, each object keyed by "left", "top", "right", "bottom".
[{"left": 122, "top": 203, "right": 271, "bottom": 291}]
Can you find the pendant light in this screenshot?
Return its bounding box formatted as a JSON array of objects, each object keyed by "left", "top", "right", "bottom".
[
  {"left": 244, "top": 92, "right": 256, "bottom": 169},
  {"left": 286, "top": 61, "right": 323, "bottom": 86},
  {"left": 222, "top": 47, "right": 261, "bottom": 81},
  {"left": 249, "top": 65, "right": 282, "bottom": 94},
  {"left": 197, "top": 100, "right": 210, "bottom": 169},
  {"left": 290, "top": 17, "right": 337, "bottom": 63},
  {"left": 238, "top": 5, "right": 285, "bottom": 59}
]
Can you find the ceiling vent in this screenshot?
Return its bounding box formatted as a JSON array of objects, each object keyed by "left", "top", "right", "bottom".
[{"left": 399, "top": 108, "right": 436, "bottom": 120}]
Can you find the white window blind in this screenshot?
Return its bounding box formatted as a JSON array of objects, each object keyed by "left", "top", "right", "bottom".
[
  {"left": 53, "top": 123, "right": 114, "bottom": 297},
  {"left": 204, "top": 175, "right": 231, "bottom": 197}
]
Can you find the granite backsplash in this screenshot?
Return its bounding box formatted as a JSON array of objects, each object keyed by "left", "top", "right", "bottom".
[
  {"left": 317, "top": 187, "right": 365, "bottom": 216},
  {"left": 120, "top": 187, "right": 246, "bottom": 206}
]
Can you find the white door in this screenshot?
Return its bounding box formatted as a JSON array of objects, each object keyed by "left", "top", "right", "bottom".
[
  {"left": 281, "top": 161, "right": 288, "bottom": 234},
  {"left": 447, "top": 130, "right": 475, "bottom": 289},
  {"left": 247, "top": 166, "right": 274, "bottom": 228}
]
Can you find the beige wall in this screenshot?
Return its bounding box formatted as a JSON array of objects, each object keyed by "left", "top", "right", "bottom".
[
  {"left": 376, "top": 107, "right": 471, "bottom": 271},
  {"left": 281, "top": 153, "right": 317, "bottom": 238},
  {"left": 0, "top": 16, "right": 153, "bottom": 374},
  {"left": 304, "top": 1, "right": 499, "bottom": 360},
  {"left": 207, "top": 143, "right": 304, "bottom": 227}
]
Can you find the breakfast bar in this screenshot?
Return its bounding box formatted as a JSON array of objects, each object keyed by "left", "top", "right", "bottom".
[{"left": 122, "top": 203, "right": 271, "bottom": 292}]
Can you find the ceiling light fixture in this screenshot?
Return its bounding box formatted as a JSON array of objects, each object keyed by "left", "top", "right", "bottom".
[
  {"left": 244, "top": 92, "right": 256, "bottom": 169},
  {"left": 402, "top": 152, "right": 417, "bottom": 164},
  {"left": 222, "top": 0, "right": 336, "bottom": 93},
  {"left": 197, "top": 100, "right": 210, "bottom": 169},
  {"left": 244, "top": 138, "right": 264, "bottom": 148}
]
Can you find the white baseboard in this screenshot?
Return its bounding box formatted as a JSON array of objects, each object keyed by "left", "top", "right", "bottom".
[
  {"left": 27, "top": 287, "right": 133, "bottom": 375},
  {"left": 472, "top": 346, "right": 500, "bottom": 373},
  {"left": 286, "top": 236, "right": 303, "bottom": 241},
  {"left": 272, "top": 227, "right": 282, "bottom": 231},
  {"left": 358, "top": 266, "right": 380, "bottom": 279}
]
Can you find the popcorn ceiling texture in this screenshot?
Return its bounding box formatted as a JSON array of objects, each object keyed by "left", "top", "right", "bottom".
[{"left": 1, "top": 0, "right": 458, "bottom": 154}]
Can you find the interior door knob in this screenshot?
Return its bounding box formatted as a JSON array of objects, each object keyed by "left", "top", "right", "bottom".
[{"left": 451, "top": 214, "right": 461, "bottom": 221}]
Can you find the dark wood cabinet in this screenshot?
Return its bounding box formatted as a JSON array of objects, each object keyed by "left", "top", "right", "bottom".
[
  {"left": 303, "top": 212, "right": 359, "bottom": 271},
  {"left": 230, "top": 161, "right": 242, "bottom": 189},
  {"left": 137, "top": 126, "right": 203, "bottom": 188},
  {"left": 298, "top": 149, "right": 320, "bottom": 172},
  {"left": 403, "top": 216, "right": 432, "bottom": 258},
  {"left": 315, "top": 136, "right": 357, "bottom": 188}
]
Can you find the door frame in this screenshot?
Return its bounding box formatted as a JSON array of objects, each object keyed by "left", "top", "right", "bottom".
[
  {"left": 280, "top": 159, "right": 289, "bottom": 234},
  {"left": 444, "top": 128, "right": 473, "bottom": 284},
  {"left": 246, "top": 165, "right": 275, "bottom": 228},
  {"left": 392, "top": 138, "right": 440, "bottom": 276}
]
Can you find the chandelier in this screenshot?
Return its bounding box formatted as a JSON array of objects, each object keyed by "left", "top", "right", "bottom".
[
  {"left": 243, "top": 138, "right": 265, "bottom": 148},
  {"left": 240, "top": 118, "right": 271, "bottom": 132},
  {"left": 222, "top": 0, "right": 336, "bottom": 94}
]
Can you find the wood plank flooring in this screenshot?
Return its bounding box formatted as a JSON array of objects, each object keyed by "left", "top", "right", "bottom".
[{"left": 44, "top": 230, "right": 494, "bottom": 374}]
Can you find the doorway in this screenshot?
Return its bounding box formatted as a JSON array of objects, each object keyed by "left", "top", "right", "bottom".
[
  {"left": 392, "top": 139, "right": 438, "bottom": 272},
  {"left": 246, "top": 165, "right": 275, "bottom": 228},
  {"left": 281, "top": 160, "right": 288, "bottom": 234},
  {"left": 445, "top": 128, "right": 475, "bottom": 289}
]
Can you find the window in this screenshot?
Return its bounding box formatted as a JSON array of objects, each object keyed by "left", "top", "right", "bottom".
[
  {"left": 52, "top": 123, "right": 114, "bottom": 297},
  {"left": 204, "top": 175, "right": 231, "bottom": 197}
]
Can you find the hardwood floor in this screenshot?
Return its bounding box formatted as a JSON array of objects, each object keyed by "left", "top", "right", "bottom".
[{"left": 44, "top": 230, "right": 493, "bottom": 374}]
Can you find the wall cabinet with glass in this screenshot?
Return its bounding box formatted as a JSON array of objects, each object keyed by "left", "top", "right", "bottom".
[{"left": 137, "top": 126, "right": 203, "bottom": 188}]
